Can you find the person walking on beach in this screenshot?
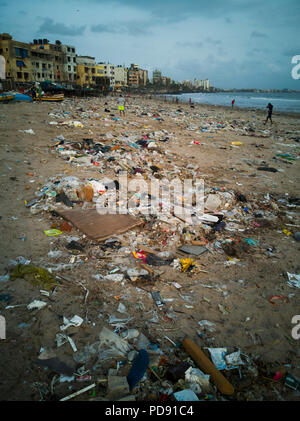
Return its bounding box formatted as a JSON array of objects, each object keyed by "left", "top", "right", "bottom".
[
  {"left": 264, "top": 103, "right": 273, "bottom": 125},
  {"left": 117, "top": 95, "right": 126, "bottom": 116},
  {"left": 232, "top": 99, "right": 235, "bottom": 109}
]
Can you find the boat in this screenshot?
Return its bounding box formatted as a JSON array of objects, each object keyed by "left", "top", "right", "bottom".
[
  {"left": 0, "top": 93, "right": 15, "bottom": 102},
  {"left": 40, "top": 94, "right": 64, "bottom": 102}
]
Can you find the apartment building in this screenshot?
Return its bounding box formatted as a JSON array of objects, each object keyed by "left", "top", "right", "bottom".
[
  {"left": 30, "top": 39, "right": 66, "bottom": 83},
  {"left": 76, "top": 56, "right": 96, "bottom": 87},
  {"left": 0, "top": 33, "right": 32, "bottom": 83},
  {"left": 114, "top": 65, "right": 127, "bottom": 89},
  {"left": 138, "top": 68, "right": 148, "bottom": 86},
  {"left": 152, "top": 69, "right": 162, "bottom": 84},
  {"left": 61, "top": 43, "right": 77, "bottom": 83},
  {"left": 102, "top": 63, "right": 115, "bottom": 88},
  {"left": 127, "top": 64, "right": 139, "bottom": 87}
]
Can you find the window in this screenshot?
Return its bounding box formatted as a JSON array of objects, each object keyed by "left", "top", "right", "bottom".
[
  {"left": 73, "top": 57, "right": 76, "bottom": 63},
  {"left": 68, "top": 57, "right": 71, "bottom": 62},
  {"left": 72, "top": 48, "right": 75, "bottom": 53},
  {"left": 42, "top": 73, "right": 45, "bottom": 77},
  {"left": 16, "top": 60, "right": 25, "bottom": 67},
  {"left": 68, "top": 65, "right": 71, "bottom": 71},
  {"left": 67, "top": 47, "right": 70, "bottom": 52},
  {"left": 15, "top": 47, "right": 27, "bottom": 58},
  {"left": 48, "top": 64, "right": 51, "bottom": 68},
  {"left": 38, "top": 73, "right": 41, "bottom": 78},
  {"left": 36, "top": 62, "right": 39, "bottom": 68},
  {"left": 84, "top": 67, "right": 88, "bottom": 73},
  {"left": 24, "top": 73, "right": 29, "bottom": 79},
  {"left": 17, "top": 72, "right": 22, "bottom": 78}
]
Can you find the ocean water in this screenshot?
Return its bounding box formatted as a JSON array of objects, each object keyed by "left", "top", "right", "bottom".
[{"left": 166, "top": 91, "right": 300, "bottom": 114}]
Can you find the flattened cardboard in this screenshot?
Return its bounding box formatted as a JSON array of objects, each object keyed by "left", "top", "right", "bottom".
[{"left": 58, "top": 209, "right": 143, "bottom": 241}]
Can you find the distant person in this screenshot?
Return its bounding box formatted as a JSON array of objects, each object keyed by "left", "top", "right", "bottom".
[
  {"left": 231, "top": 99, "right": 235, "bottom": 109},
  {"left": 117, "top": 94, "right": 125, "bottom": 116},
  {"left": 37, "top": 85, "right": 43, "bottom": 102},
  {"left": 264, "top": 103, "right": 273, "bottom": 125},
  {"left": 189, "top": 97, "right": 192, "bottom": 104},
  {"left": 30, "top": 85, "right": 37, "bottom": 101}
]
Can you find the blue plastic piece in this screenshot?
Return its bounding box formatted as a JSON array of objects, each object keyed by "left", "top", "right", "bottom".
[{"left": 127, "top": 349, "right": 149, "bottom": 390}]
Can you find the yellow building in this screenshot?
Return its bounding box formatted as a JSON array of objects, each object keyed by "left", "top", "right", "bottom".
[
  {"left": 76, "top": 56, "right": 108, "bottom": 88},
  {"left": 76, "top": 56, "right": 96, "bottom": 87},
  {"left": 0, "top": 33, "right": 32, "bottom": 83}
]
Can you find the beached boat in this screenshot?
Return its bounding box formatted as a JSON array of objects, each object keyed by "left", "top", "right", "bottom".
[
  {"left": 0, "top": 93, "right": 15, "bottom": 102},
  {"left": 40, "top": 94, "right": 64, "bottom": 102}
]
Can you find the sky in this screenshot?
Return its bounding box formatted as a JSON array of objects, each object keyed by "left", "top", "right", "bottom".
[{"left": 0, "top": 0, "right": 300, "bottom": 89}]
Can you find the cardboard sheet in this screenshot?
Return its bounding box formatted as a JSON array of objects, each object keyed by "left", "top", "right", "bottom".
[{"left": 58, "top": 209, "right": 143, "bottom": 241}]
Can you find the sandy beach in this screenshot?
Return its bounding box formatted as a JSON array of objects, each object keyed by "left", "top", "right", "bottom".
[{"left": 0, "top": 94, "right": 299, "bottom": 401}]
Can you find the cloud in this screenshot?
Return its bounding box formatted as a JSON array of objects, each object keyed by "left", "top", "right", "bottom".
[
  {"left": 251, "top": 30, "right": 268, "bottom": 38},
  {"left": 176, "top": 41, "right": 203, "bottom": 48},
  {"left": 38, "top": 18, "right": 86, "bottom": 36},
  {"left": 90, "top": 24, "right": 118, "bottom": 34},
  {"left": 205, "top": 37, "right": 222, "bottom": 45},
  {"left": 90, "top": 21, "right": 151, "bottom": 35}
]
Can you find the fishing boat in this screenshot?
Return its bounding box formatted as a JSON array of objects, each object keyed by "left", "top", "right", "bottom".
[
  {"left": 40, "top": 94, "right": 64, "bottom": 102},
  {"left": 0, "top": 93, "right": 15, "bottom": 102}
]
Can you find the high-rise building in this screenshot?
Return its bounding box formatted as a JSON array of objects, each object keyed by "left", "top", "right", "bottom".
[{"left": 152, "top": 69, "right": 162, "bottom": 84}]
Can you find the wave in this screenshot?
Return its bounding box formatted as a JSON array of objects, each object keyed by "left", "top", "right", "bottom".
[{"left": 249, "top": 97, "right": 300, "bottom": 102}]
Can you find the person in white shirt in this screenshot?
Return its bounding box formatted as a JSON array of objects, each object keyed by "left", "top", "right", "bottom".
[{"left": 117, "top": 95, "right": 126, "bottom": 116}]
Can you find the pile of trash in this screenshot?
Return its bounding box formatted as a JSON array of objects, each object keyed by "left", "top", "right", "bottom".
[{"left": 1, "top": 96, "right": 300, "bottom": 401}]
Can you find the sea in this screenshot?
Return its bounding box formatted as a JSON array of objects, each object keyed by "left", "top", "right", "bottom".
[{"left": 165, "top": 91, "right": 300, "bottom": 114}]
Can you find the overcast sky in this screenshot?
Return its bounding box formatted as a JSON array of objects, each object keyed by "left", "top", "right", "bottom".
[{"left": 1, "top": 0, "right": 299, "bottom": 89}]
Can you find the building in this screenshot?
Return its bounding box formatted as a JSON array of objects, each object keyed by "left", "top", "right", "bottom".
[
  {"left": 127, "top": 64, "right": 139, "bottom": 87},
  {"left": 152, "top": 69, "right": 162, "bottom": 84},
  {"left": 61, "top": 43, "right": 77, "bottom": 84},
  {"left": 0, "top": 33, "right": 32, "bottom": 83},
  {"left": 76, "top": 56, "right": 96, "bottom": 87},
  {"left": 30, "top": 38, "right": 66, "bottom": 83},
  {"left": 75, "top": 57, "right": 110, "bottom": 90},
  {"left": 138, "top": 68, "right": 148, "bottom": 87},
  {"left": 102, "top": 63, "right": 115, "bottom": 88},
  {"left": 199, "top": 78, "right": 210, "bottom": 90},
  {"left": 114, "top": 65, "right": 128, "bottom": 90}
]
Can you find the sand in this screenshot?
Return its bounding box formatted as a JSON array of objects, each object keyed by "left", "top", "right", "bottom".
[{"left": 0, "top": 94, "right": 299, "bottom": 401}]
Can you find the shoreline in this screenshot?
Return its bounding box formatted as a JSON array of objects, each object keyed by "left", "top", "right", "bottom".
[{"left": 151, "top": 94, "right": 300, "bottom": 119}]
